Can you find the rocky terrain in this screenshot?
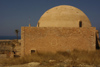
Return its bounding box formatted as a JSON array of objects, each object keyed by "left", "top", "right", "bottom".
[
  {"left": 1, "top": 60, "right": 100, "bottom": 67},
  {"left": 0, "top": 39, "right": 21, "bottom": 58},
  {"left": 0, "top": 40, "right": 100, "bottom": 67}
]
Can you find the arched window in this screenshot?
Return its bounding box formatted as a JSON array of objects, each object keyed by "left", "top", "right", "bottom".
[{"left": 79, "top": 21, "right": 82, "bottom": 27}]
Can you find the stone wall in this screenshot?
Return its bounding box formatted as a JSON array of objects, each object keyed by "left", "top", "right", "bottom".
[
  {"left": 0, "top": 41, "right": 12, "bottom": 52},
  {"left": 21, "top": 27, "right": 96, "bottom": 56}
]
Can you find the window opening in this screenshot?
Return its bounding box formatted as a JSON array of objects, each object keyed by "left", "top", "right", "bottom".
[
  {"left": 79, "top": 21, "right": 82, "bottom": 27},
  {"left": 31, "top": 50, "right": 35, "bottom": 54}
]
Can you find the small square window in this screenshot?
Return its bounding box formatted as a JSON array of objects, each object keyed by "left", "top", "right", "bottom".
[{"left": 31, "top": 50, "right": 35, "bottom": 54}]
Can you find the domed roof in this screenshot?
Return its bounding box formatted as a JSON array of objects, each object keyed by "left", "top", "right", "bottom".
[{"left": 37, "top": 5, "right": 91, "bottom": 27}]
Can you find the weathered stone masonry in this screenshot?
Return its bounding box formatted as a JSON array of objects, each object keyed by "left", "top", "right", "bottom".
[
  {"left": 21, "top": 5, "right": 100, "bottom": 57},
  {"left": 21, "top": 27, "right": 96, "bottom": 56}
]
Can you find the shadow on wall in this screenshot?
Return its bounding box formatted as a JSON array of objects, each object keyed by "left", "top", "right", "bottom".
[{"left": 96, "top": 35, "right": 100, "bottom": 49}]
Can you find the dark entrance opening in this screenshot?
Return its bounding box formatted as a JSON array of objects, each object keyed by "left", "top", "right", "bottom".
[
  {"left": 31, "top": 50, "right": 35, "bottom": 54},
  {"left": 79, "top": 21, "right": 82, "bottom": 27},
  {"left": 96, "top": 35, "right": 99, "bottom": 49}
]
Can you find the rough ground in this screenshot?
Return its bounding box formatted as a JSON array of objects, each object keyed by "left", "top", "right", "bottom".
[
  {"left": 2, "top": 62, "right": 40, "bottom": 67},
  {"left": 1, "top": 60, "right": 100, "bottom": 67}
]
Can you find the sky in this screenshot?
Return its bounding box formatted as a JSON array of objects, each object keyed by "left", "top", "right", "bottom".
[{"left": 0, "top": 0, "right": 100, "bottom": 36}]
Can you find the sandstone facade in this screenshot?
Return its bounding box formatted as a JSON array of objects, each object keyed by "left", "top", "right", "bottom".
[
  {"left": 21, "top": 27, "right": 98, "bottom": 56},
  {"left": 21, "top": 5, "right": 99, "bottom": 56}
]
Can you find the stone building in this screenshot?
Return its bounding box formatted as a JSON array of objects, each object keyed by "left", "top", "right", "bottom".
[
  {"left": 0, "top": 40, "right": 13, "bottom": 58},
  {"left": 0, "top": 40, "right": 21, "bottom": 58},
  {"left": 21, "top": 5, "right": 99, "bottom": 56}
]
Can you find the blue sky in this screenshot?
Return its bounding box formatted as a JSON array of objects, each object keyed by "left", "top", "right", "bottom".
[{"left": 0, "top": 0, "right": 100, "bottom": 36}]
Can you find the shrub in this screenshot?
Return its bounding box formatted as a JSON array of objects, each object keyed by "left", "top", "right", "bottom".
[{"left": 1, "top": 50, "right": 100, "bottom": 66}]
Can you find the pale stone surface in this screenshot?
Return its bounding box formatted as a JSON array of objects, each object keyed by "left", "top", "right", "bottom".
[
  {"left": 37, "top": 5, "right": 91, "bottom": 27},
  {"left": 4, "top": 62, "right": 40, "bottom": 67},
  {"left": 49, "top": 60, "right": 56, "bottom": 63}
]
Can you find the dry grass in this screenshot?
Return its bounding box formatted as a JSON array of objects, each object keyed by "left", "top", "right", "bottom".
[{"left": 0, "top": 50, "right": 100, "bottom": 66}]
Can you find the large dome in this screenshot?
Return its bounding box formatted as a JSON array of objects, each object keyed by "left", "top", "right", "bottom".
[{"left": 37, "top": 5, "right": 91, "bottom": 27}]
